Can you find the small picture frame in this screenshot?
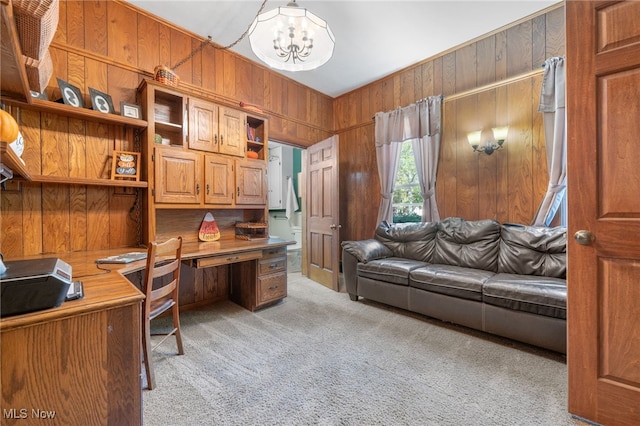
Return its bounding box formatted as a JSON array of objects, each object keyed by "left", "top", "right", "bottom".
[
  {"left": 89, "top": 87, "right": 115, "bottom": 114},
  {"left": 56, "top": 78, "right": 84, "bottom": 108},
  {"left": 111, "top": 150, "right": 140, "bottom": 181},
  {"left": 120, "top": 102, "right": 141, "bottom": 119}
]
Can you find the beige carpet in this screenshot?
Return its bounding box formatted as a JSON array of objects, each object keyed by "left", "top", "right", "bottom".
[{"left": 144, "top": 272, "right": 582, "bottom": 426}]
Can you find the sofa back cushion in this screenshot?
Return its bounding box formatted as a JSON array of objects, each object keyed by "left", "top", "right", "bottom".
[
  {"left": 375, "top": 221, "right": 438, "bottom": 263},
  {"left": 498, "top": 224, "right": 566, "bottom": 278},
  {"left": 433, "top": 217, "right": 502, "bottom": 271}
]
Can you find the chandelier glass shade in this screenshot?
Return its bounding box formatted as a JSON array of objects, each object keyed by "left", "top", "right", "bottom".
[{"left": 248, "top": 1, "right": 335, "bottom": 72}]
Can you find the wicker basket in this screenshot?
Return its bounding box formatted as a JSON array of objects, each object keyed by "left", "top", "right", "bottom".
[
  {"left": 154, "top": 65, "right": 179, "bottom": 87},
  {"left": 12, "top": 0, "right": 56, "bottom": 18},
  {"left": 14, "top": 0, "right": 59, "bottom": 61},
  {"left": 24, "top": 50, "right": 53, "bottom": 93}
]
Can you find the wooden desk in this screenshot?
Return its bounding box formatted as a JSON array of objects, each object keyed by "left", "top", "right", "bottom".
[
  {"left": 0, "top": 238, "right": 292, "bottom": 425},
  {"left": 0, "top": 257, "right": 144, "bottom": 426}
]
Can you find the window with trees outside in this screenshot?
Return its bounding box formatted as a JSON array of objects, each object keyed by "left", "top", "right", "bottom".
[{"left": 393, "top": 141, "right": 422, "bottom": 223}]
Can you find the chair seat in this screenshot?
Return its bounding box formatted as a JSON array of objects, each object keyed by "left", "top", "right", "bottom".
[{"left": 149, "top": 299, "right": 176, "bottom": 320}]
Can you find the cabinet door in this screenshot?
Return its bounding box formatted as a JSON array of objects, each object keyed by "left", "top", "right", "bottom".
[
  {"left": 219, "top": 107, "right": 246, "bottom": 157},
  {"left": 204, "top": 154, "right": 234, "bottom": 205},
  {"left": 154, "top": 148, "right": 202, "bottom": 203},
  {"left": 188, "top": 98, "right": 219, "bottom": 152},
  {"left": 236, "top": 159, "right": 267, "bottom": 205}
]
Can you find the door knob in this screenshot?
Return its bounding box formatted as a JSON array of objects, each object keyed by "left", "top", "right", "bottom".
[
  {"left": 574, "top": 230, "right": 594, "bottom": 245},
  {"left": 330, "top": 224, "right": 342, "bottom": 230}
]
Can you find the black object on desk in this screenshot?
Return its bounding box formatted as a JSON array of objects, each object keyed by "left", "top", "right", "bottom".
[{"left": 0, "top": 258, "right": 72, "bottom": 317}]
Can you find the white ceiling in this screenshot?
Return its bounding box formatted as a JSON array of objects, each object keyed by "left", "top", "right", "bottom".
[{"left": 127, "top": 0, "right": 559, "bottom": 98}]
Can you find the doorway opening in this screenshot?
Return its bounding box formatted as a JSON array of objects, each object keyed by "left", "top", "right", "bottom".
[{"left": 267, "top": 140, "right": 304, "bottom": 273}]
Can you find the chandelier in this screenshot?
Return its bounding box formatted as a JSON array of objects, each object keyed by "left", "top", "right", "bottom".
[{"left": 248, "top": 1, "right": 335, "bottom": 72}]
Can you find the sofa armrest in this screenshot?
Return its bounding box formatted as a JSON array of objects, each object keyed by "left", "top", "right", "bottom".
[
  {"left": 341, "top": 239, "right": 392, "bottom": 263},
  {"left": 341, "top": 239, "right": 392, "bottom": 300}
]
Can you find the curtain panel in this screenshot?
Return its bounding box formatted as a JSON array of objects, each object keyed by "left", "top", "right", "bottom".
[
  {"left": 533, "top": 56, "right": 567, "bottom": 226},
  {"left": 374, "top": 96, "right": 443, "bottom": 225}
]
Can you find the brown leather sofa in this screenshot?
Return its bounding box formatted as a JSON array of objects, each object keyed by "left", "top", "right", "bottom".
[{"left": 341, "top": 217, "right": 567, "bottom": 353}]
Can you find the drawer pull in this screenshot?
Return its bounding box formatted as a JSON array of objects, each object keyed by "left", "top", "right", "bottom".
[
  {"left": 268, "top": 285, "right": 278, "bottom": 290},
  {"left": 270, "top": 263, "right": 278, "bottom": 269},
  {"left": 226, "top": 256, "right": 240, "bottom": 261}
]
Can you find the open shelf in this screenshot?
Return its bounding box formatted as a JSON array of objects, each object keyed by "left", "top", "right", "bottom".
[
  {"left": 2, "top": 98, "right": 148, "bottom": 129},
  {"left": 0, "top": 140, "right": 31, "bottom": 180}
]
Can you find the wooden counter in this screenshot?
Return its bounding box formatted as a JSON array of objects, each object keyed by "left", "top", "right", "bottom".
[{"left": 0, "top": 237, "right": 293, "bottom": 425}]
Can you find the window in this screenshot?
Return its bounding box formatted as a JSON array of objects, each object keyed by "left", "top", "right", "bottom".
[{"left": 392, "top": 141, "right": 422, "bottom": 222}]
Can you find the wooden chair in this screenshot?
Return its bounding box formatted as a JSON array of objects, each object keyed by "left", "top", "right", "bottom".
[{"left": 141, "top": 236, "right": 184, "bottom": 390}]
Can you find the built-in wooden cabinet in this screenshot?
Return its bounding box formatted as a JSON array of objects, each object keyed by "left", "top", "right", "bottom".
[
  {"left": 204, "top": 154, "right": 234, "bottom": 205},
  {"left": 153, "top": 147, "right": 201, "bottom": 204},
  {"left": 139, "top": 79, "right": 269, "bottom": 242},
  {"left": 231, "top": 246, "right": 287, "bottom": 311}
]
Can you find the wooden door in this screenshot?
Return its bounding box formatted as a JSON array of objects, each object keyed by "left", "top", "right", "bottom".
[
  {"left": 219, "top": 107, "right": 246, "bottom": 157},
  {"left": 567, "top": 1, "right": 640, "bottom": 424},
  {"left": 236, "top": 159, "right": 267, "bottom": 205},
  {"left": 306, "top": 135, "right": 340, "bottom": 291},
  {"left": 188, "top": 98, "right": 218, "bottom": 152},
  {"left": 204, "top": 154, "right": 233, "bottom": 205},
  {"left": 154, "top": 147, "right": 201, "bottom": 204}
]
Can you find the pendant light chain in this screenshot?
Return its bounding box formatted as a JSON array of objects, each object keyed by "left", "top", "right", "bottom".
[{"left": 172, "top": 0, "right": 269, "bottom": 71}]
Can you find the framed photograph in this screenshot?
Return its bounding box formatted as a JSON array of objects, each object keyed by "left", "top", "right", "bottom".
[
  {"left": 89, "top": 87, "right": 115, "bottom": 114},
  {"left": 111, "top": 150, "right": 140, "bottom": 182},
  {"left": 56, "top": 78, "right": 84, "bottom": 108},
  {"left": 120, "top": 102, "right": 141, "bottom": 119}
]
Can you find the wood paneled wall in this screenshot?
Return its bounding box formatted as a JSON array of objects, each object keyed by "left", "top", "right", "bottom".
[
  {"left": 1, "top": 0, "right": 333, "bottom": 259},
  {"left": 335, "top": 4, "right": 565, "bottom": 243}
]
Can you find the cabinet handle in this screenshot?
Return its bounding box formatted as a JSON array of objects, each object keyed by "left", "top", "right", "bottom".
[
  {"left": 268, "top": 285, "right": 278, "bottom": 290},
  {"left": 214, "top": 135, "right": 218, "bottom": 145},
  {"left": 237, "top": 187, "right": 240, "bottom": 196},
  {"left": 206, "top": 184, "right": 210, "bottom": 195},
  {"left": 220, "top": 134, "right": 224, "bottom": 145},
  {"left": 196, "top": 184, "right": 200, "bottom": 194}
]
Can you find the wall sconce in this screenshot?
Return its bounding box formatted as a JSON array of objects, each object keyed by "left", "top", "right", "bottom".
[{"left": 467, "top": 126, "right": 509, "bottom": 155}]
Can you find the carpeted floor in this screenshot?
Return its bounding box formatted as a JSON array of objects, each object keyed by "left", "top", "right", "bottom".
[{"left": 143, "top": 272, "right": 582, "bottom": 426}]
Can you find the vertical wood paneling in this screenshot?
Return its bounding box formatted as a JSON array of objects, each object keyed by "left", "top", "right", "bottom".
[
  {"left": 23, "top": 183, "right": 43, "bottom": 255},
  {"left": 456, "top": 44, "right": 477, "bottom": 93},
  {"left": 532, "top": 15, "right": 547, "bottom": 69},
  {"left": 1, "top": 191, "right": 23, "bottom": 255},
  {"left": 68, "top": 119, "right": 86, "bottom": 178},
  {"left": 136, "top": 13, "right": 159, "bottom": 72},
  {"left": 64, "top": 1, "right": 83, "bottom": 48},
  {"left": 70, "top": 186, "right": 88, "bottom": 251},
  {"left": 87, "top": 187, "right": 110, "bottom": 250},
  {"left": 84, "top": 0, "right": 107, "bottom": 56},
  {"left": 455, "top": 95, "right": 479, "bottom": 219},
  {"left": 41, "top": 113, "right": 69, "bottom": 176},
  {"left": 442, "top": 52, "right": 456, "bottom": 95},
  {"left": 495, "top": 85, "right": 509, "bottom": 222},
  {"left": 507, "top": 21, "right": 533, "bottom": 77},
  {"left": 42, "top": 184, "right": 70, "bottom": 254},
  {"left": 546, "top": 7, "right": 565, "bottom": 59},
  {"left": 478, "top": 90, "right": 498, "bottom": 219},
  {"left": 107, "top": 1, "right": 137, "bottom": 66},
  {"left": 201, "top": 44, "right": 216, "bottom": 93},
  {"left": 477, "top": 37, "right": 496, "bottom": 87}
]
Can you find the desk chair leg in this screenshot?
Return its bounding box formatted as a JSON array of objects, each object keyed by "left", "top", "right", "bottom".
[
  {"left": 172, "top": 304, "right": 184, "bottom": 355},
  {"left": 142, "top": 321, "right": 156, "bottom": 390}
]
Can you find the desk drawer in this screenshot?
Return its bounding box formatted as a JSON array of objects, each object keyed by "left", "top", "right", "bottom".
[
  {"left": 258, "top": 272, "right": 287, "bottom": 304},
  {"left": 196, "top": 250, "right": 262, "bottom": 268},
  {"left": 262, "top": 246, "right": 286, "bottom": 259},
  {"left": 258, "top": 257, "right": 286, "bottom": 275}
]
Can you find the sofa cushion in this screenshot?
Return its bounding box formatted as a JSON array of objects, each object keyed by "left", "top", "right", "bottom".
[
  {"left": 498, "top": 224, "right": 566, "bottom": 278},
  {"left": 433, "top": 217, "right": 501, "bottom": 271},
  {"left": 357, "top": 257, "right": 429, "bottom": 286},
  {"left": 483, "top": 273, "right": 567, "bottom": 319},
  {"left": 375, "top": 221, "right": 438, "bottom": 263},
  {"left": 410, "top": 265, "right": 495, "bottom": 301}
]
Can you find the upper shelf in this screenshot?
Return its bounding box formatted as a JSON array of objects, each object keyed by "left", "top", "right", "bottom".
[
  {"left": 4, "top": 98, "right": 148, "bottom": 129},
  {"left": 1, "top": 0, "right": 30, "bottom": 103}
]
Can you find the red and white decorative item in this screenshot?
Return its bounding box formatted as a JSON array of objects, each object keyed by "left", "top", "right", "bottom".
[{"left": 199, "top": 212, "right": 221, "bottom": 242}]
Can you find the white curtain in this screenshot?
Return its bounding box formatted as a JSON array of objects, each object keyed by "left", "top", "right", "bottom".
[
  {"left": 374, "top": 96, "right": 443, "bottom": 224},
  {"left": 533, "top": 56, "right": 566, "bottom": 226}
]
